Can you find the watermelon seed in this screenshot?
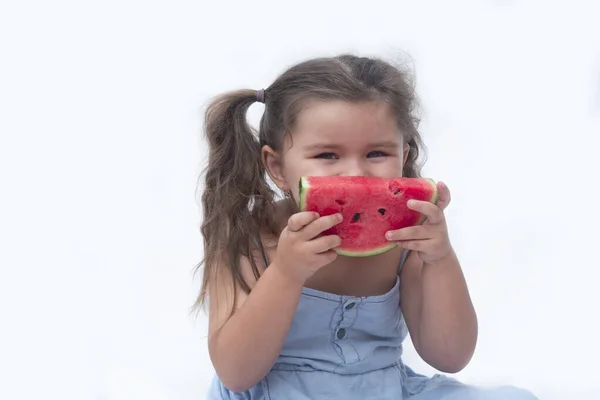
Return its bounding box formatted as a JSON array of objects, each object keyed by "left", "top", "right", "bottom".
[
  {"left": 378, "top": 208, "right": 386, "bottom": 215},
  {"left": 352, "top": 213, "right": 361, "bottom": 222},
  {"left": 394, "top": 189, "right": 401, "bottom": 195}
]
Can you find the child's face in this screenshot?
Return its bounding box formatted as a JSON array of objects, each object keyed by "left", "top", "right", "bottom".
[{"left": 263, "top": 100, "right": 409, "bottom": 204}]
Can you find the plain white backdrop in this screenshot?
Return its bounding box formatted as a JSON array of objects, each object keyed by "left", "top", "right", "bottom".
[{"left": 1, "top": 0, "right": 599, "bottom": 399}]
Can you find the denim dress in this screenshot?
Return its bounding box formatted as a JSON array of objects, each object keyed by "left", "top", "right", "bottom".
[{"left": 207, "top": 249, "right": 538, "bottom": 400}]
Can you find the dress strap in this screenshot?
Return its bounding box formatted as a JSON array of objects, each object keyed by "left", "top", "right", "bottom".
[{"left": 397, "top": 249, "right": 410, "bottom": 275}]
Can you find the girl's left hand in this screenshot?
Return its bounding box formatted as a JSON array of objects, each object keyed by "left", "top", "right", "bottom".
[{"left": 385, "top": 181, "right": 452, "bottom": 264}]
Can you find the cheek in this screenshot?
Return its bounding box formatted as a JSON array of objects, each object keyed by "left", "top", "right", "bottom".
[
  {"left": 279, "top": 158, "right": 301, "bottom": 196},
  {"left": 371, "top": 158, "right": 404, "bottom": 178}
]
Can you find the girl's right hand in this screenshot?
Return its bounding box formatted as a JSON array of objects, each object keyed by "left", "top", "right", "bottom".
[{"left": 273, "top": 212, "right": 343, "bottom": 285}]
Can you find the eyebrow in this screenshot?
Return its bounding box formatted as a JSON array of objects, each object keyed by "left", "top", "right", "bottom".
[{"left": 302, "top": 141, "right": 399, "bottom": 151}]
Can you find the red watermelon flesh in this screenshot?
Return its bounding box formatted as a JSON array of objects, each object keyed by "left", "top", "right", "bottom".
[{"left": 298, "top": 176, "right": 438, "bottom": 257}]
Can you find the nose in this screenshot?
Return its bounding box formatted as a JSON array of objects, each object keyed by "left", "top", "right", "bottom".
[{"left": 340, "top": 159, "right": 370, "bottom": 177}]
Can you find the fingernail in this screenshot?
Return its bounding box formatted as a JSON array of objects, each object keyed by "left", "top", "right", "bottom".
[
  {"left": 385, "top": 232, "right": 393, "bottom": 240},
  {"left": 338, "top": 213, "right": 343, "bottom": 222}
]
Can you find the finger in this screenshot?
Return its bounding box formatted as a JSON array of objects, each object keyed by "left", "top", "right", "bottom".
[
  {"left": 385, "top": 225, "right": 432, "bottom": 242},
  {"left": 396, "top": 239, "right": 428, "bottom": 252},
  {"left": 435, "top": 181, "right": 451, "bottom": 211},
  {"left": 301, "top": 213, "right": 343, "bottom": 239},
  {"left": 288, "top": 211, "right": 320, "bottom": 232},
  {"left": 317, "top": 249, "right": 338, "bottom": 265},
  {"left": 407, "top": 200, "right": 444, "bottom": 224},
  {"left": 308, "top": 234, "right": 343, "bottom": 254}
]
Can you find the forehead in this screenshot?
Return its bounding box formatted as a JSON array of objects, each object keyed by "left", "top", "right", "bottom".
[{"left": 289, "top": 99, "right": 401, "bottom": 146}]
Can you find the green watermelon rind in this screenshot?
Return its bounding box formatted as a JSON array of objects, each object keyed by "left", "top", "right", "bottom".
[
  {"left": 298, "top": 176, "right": 438, "bottom": 258},
  {"left": 298, "top": 176, "right": 310, "bottom": 212},
  {"left": 335, "top": 243, "right": 399, "bottom": 257},
  {"left": 417, "top": 178, "right": 439, "bottom": 224}
]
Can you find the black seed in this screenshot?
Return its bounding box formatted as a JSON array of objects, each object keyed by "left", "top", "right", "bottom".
[
  {"left": 352, "top": 213, "right": 360, "bottom": 222},
  {"left": 378, "top": 208, "right": 386, "bottom": 215},
  {"left": 394, "top": 189, "right": 401, "bottom": 195}
]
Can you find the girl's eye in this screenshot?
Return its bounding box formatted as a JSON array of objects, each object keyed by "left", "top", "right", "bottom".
[
  {"left": 315, "top": 152, "right": 338, "bottom": 160},
  {"left": 367, "top": 151, "right": 388, "bottom": 158}
]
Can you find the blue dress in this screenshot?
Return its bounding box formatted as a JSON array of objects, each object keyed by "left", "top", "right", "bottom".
[{"left": 207, "top": 250, "right": 539, "bottom": 399}]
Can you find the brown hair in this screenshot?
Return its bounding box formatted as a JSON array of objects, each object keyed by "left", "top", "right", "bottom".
[{"left": 192, "top": 54, "right": 426, "bottom": 315}]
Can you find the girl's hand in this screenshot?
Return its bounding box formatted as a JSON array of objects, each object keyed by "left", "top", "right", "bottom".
[
  {"left": 385, "top": 181, "right": 453, "bottom": 264},
  {"left": 273, "top": 212, "right": 343, "bottom": 285}
]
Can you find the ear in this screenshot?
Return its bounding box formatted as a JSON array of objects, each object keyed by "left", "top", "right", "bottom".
[{"left": 261, "top": 145, "right": 287, "bottom": 190}]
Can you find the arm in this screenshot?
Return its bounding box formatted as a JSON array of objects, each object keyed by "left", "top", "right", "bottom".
[
  {"left": 208, "top": 212, "right": 341, "bottom": 391},
  {"left": 400, "top": 248, "right": 478, "bottom": 373},
  {"left": 208, "top": 256, "right": 304, "bottom": 392}
]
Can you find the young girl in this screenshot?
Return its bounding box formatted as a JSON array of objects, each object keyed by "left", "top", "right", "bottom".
[{"left": 196, "top": 54, "right": 538, "bottom": 400}]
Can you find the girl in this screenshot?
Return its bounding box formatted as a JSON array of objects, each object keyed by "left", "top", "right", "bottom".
[{"left": 196, "top": 54, "right": 538, "bottom": 399}]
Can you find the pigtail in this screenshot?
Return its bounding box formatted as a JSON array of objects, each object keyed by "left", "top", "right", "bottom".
[{"left": 192, "top": 89, "right": 277, "bottom": 315}]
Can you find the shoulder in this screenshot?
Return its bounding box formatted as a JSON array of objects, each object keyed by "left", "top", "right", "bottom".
[
  {"left": 207, "top": 199, "right": 290, "bottom": 336},
  {"left": 399, "top": 250, "right": 423, "bottom": 282},
  {"left": 207, "top": 237, "right": 270, "bottom": 337}
]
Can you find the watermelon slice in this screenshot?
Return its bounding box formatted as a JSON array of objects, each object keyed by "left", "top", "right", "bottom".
[{"left": 298, "top": 176, "right": 438, "bottom": 257}]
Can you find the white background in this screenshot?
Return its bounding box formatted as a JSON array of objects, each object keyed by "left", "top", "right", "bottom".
[{"left": 1, "top": 1, "right": 599, "bottom": 399}]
